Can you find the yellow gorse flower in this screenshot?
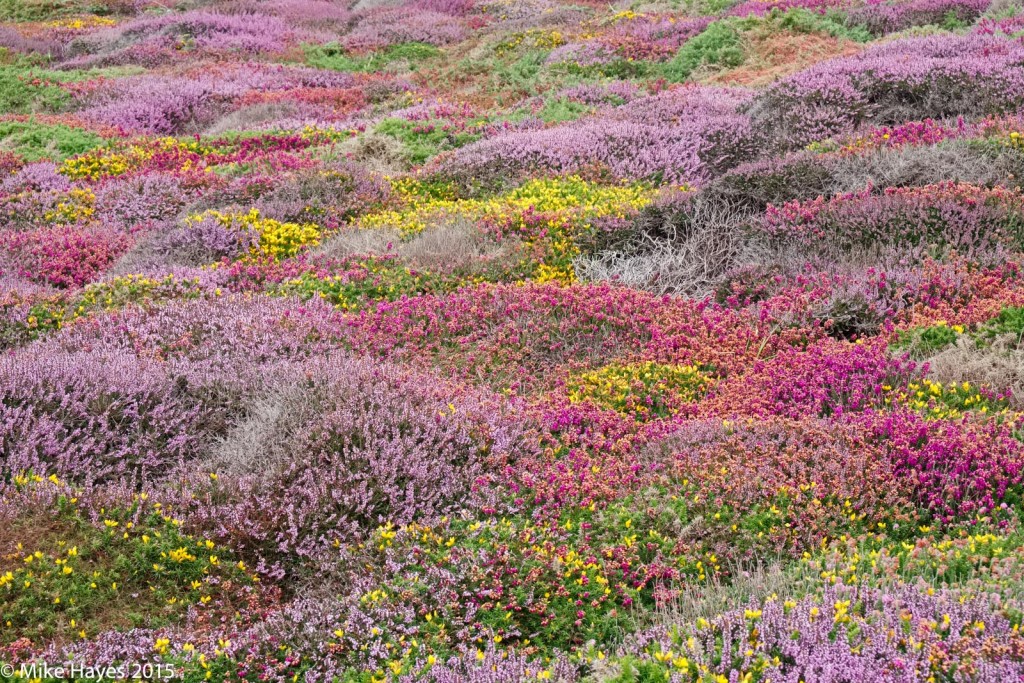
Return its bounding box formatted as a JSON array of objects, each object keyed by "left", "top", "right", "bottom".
[{"left": 185, "top": 208, "right": 320, "bottom": 260}]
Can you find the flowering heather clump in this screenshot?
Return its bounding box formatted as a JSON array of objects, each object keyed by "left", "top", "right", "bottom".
[
  {"left": 648, "top": 417, "right": 925, "bottom": 552},
  {"left": 437, "top": 86, "right": 757, "bottom": 187},
  {"left": 0, "top": 224, "right": 132, "bottom": 289},
  {"left": 620, "top": 584, "right": 1024, "bottom": 681},
  {"left": 93, "top": 172, "right": 190, "bottom": 228},
  {"left": 343, "top": 7, "right": 467, "bottom": 51},
  {"left": 46, "top": 294, "right": 345, "bottom": 381},
  {"left": 863, "top": 409, "right": 1024, "bottom": 521},
  {"left": 752, "top": 34, "right": 1024, "bottom": 147},
  {"left": 761, "top": 183, "right": 1024, "bottom": 263},
  {"left": 0, "top": 349, "right": 219, "bottom": 487},
  {"left": 8, "top": 0, "right": 1024, "bottom": 677},
  {"left": 597, "top": 13, "right": 712, "bottom": 62},
  {"left": 848, "top": 0, "right": 991, "bottom": 36},
  {"left": 340, "top": 282, "right": 806, "bottom": 393},
  {"left": 71, "top": 66, "right": 362, "bottom": 134},
  {"left": 62, "top": 11, "right": 300, "bottom": 68},
  {"left": 703, "top": 337, "right": 920, "bottom": 419},
  {"left": 174, "top": 356, "right": 532, "bottom": 574}
]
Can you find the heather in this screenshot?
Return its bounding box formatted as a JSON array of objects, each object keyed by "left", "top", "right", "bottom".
[
  {"left": 751, "top": 33, "right": 1024, "bottom": 148},
  {"left": 6, "top": 0, "right": 1024, "bottom": 680}
]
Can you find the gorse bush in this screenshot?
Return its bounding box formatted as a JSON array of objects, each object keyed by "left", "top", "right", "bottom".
[
  {"left": 0, "top": 120, "right": 104, "bottom": 162},
  {"left": 0, "top": 66, "right": 71, "bottom": 114},
  {"left": 663, "top": 20, "right": 746, "bottom": 82},
  {"left": 568, "top": 361, "right": 712, "bottom": 420},
  {"left": 305, "top": 41, "right": 441, "bottom": 72}
]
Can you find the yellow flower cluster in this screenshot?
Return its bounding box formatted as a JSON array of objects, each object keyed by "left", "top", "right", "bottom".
[
  {"left": 534, "top": 261, "right": 575, "bottom": 285},
  {"left": 494, "top": 29, "right": 567, "bottom": 55},
  {"left": 361, "top": 176, "right": 654, "bottom": 282},
  {"left": 568, "top": 361, "right": 712, "bottom": 420},
  {"left": 60, "top": 149, "right": 136, "bottom": 180},
  {"left": 888, "top": 378, "right": 1006, "bottom": 420},
  {"left": 44, "top": 15, "right": 117, "bottom": 30},
  {"left": 364, "top": 176, "right": 651, "bottom": 242},
  {"left": 805, "top": 531, "right": 1012, "bottom": 588},
  {"left": 300, "top": 125, "right": 358, "bottom": 144},
  {"left": 43, "top": 188, "right": 96, "bottom": 223},
  {"left": 59, "top": 138, "right": 215, "bottom": 180},
  {"left": 187, "top": 208, "right": 321, "bottom": 259},
  {"left": 501, "top": 176, "right": 653, "bottom": 218},
  {"left": 609, "top": 10, "right": 640, "bottom": 22}
]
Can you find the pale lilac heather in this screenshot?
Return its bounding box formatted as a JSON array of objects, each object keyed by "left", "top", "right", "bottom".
[
  {"left": 221, "top": 0, "right": 354, "bottom": 30},
  {"left": 77, "top": 77, "right": 225, "bottom": 135},
  {"left": 158, "top": 212, "right": 261, "bottom": 266},
  {"left": 0, "top": 349, "right": 215, "bottom": 487},
  {"left": 343, "top": 7, "right": 467, "bottom": 50},
  {"left": 610, "top": 84, "right": 754, "bottom": 125},
  {"left": 0, "top": 274, "right": 60, "bottom": 300},
  {"left": 0, "top": 161, "right": 72, "bottom": 196},
  {"left": 45, "top": 294, "right": 345, "bottom": 381},
  {"left": 42, "top": 628, "right": 176, "bottom": 671},
  {"left": 62, "top": 10, "right": 299, "bottom": 68},
  {"left": 473, "top": 0, "right": 562, "bottom": 26},
  {"left": 623, "top": 584, "right": 1024, "bottom": 681},
  {"left": 386, "top": 99, "right": 476, "bottom": 122},
  {"left": 75, "top": 66, "right": 361, "bottom": 134},
  {"left": 409, "top": 0, "right": 477, "bottom": 16},
  {"left": 172, "top": 356, "right": 533, "bottom": 574},
  {"left": 93, "top": 172, "right": 190, "bottom": 229},
  {"left": 0, "top": 26, "right": 67, "bottom": 58},
  {"left": 555, "top": 81, "right": 642, "bottom": 105},
  {"left": 848, "top": 0, "right": 991, "bottom": 35},
  {"left": 253, "top": 161, "right": 392, "bottom": 229},
  {"left": 752, "top": 34, "right": 1024, "bottom": 148},
  {"left": 438, "top": 86, "right": 757, "bottom": 185},
  {"left": 546, "top": 42, "right": 618, "bottom": 67}
]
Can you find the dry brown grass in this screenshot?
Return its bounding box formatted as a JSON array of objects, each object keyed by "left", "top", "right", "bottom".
[
  {"left": 927, "top": 335, "right": 1024, "bottom": 408},
  {"left": 0, "top": 509, "right": 88, "bottom": 574},
  {"left": 707, "top": 30, "right": 863, "bottom": 87},
  {"left": 316, "top": 219, "right": 522, "bottom": 275}
]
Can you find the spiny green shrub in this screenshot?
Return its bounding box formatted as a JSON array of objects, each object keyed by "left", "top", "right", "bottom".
[
  {"left": 663, "top": 20, "right": 745, "bottom": 82},
  {"left": 305, "top": 42, "right": 441, "bottom": 73},
  {"left": 0, "top": 120, "right": 105, "bottom": 162}
]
